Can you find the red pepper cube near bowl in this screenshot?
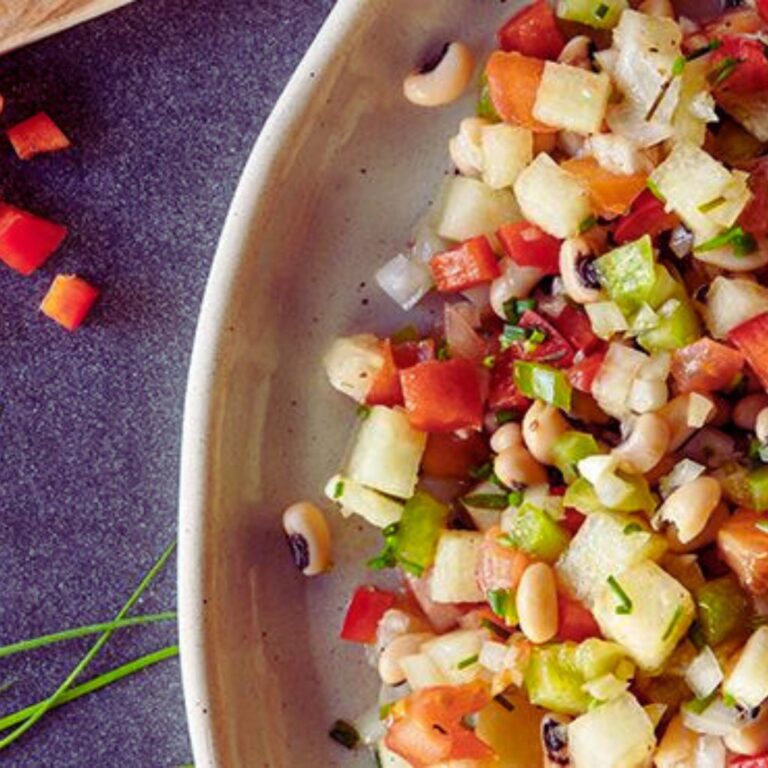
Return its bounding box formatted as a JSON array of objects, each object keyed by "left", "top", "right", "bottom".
[
  {"left": 339, "top": 585, "right": 396, "bottom": 644},
  {"left": 0, "top": 204, "right": 68, "bottom": 275},
  {"left": 7, "top": 112, "right": 71, "bottom": 160},
  {"left": 429, "top": 236, "right": 500, "bottom": 293},
  {"left": 40, "top": 275, "right": 100, "bottom": 331}
]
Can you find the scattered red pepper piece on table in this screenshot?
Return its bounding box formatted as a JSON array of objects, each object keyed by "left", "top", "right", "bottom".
[
  {"left": 7, "top": 111, "right": 71, "bottom": 160},
  {"left": 40, "top": 275, "right": 100, "bottom": 331},
  {"left": 0, "top": 203, "right": 68, "bottom": 275}
]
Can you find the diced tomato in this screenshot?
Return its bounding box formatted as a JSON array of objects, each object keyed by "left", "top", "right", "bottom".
[
  {"left": 557, "top": 593, "right": 601, "bottom": 643},
  {"left": 0, "top": 203, "right": 68, "bottom": 276},
  {"left": 729, "top": 313, "right": 768, "bottom": 389},
  {"left": 613, "top": 190, "right": 680, "bottom": 245},
  {"left": 367, "top": 340, "right": 402, "bottom": 406},
  {"left": 7, "top": 111, "right": 71, "bottom": 160},
  {"left": 392, "top": 339, "right": 435, "bottom": 368},
  {"left": 422, "top": 431, "right": 490, "bottom": 479},
  {"left": 477, "top": 526, "right": 530, "bottom": 595},
  {"left": 671, "top": 338, "right": 745, "bottom": 394},
  {"left": 40, "top": 275, "right": 100, "bottom": 331},
  {"left": 430, "top": 236, "right": 500, "bottom": 293},
  {"left": 567, "top": 351, "right": 606, "bottom": 394},
  {"left": 561, "top": 508, "right": 586, "bottom": 537},
  {"left": 497, "top": 221, "right": 561, "bottom": 275},
  {"left": 485, "top": 51, "right": 557, "bottom": 132},
  {"left": 711, "top": 36, "right": 768, "bottom": 94},
  {"left": 561, "top": 157, "right": 647, "bottom": 217},
  {"left": 760, "top": 0, "right": 768, "bottom": 21},
  {"left": 730, "top": 753, "right": 768, "bottom": 768},
  {"left": 508, "top": 310, "right": 575, "bottom": 368},
  {"left": 400, "top": 359, "right": 484, "bottom": 433},
  {"left": 718, "top": 510, "right": 768, "bottom": 596},
  {"left": 540, "top": 301, "right": 601, "bottom": 355},
  {"left": 340, "top": 586, "right": 397, "bottom": 644},
  {"left": 488, "top": 350, "right": 532, "bottom": 411},
  {"left": 385, "top": 682, "right": 494, "bottom": 768},
  {"left": 740, "top": 160, "right": 768, "bottom": 238},
  {"left": 497, "top": 0, "right": 566, "bottom": 61}
]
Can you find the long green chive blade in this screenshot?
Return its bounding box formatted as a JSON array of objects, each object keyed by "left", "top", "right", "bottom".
[
  {"left": 0, "top": 612, "right": 177, "bottom": 660},
  {"left": 462, "top": 493, "right": 509, "bottom": 510},
  {"left": 661, "top": 606, "right": 684, "bottom": 642},
  {"left": 457, "top": 654, "right": 479, "bottom": 671},
  {"left": 606, "top": 575, "right": 633, "bottom": 615},
  {"left": 329, "top": 719, "right": 360, "bottom": 750},
  {"left": 0, "top": 540, "right": 176, "bottom": 750},
  {"left": 687, "top": 39, "right": 722, "bottom": 62},
  {"left": 0, "top": 645, "right": 179, "bottom": 733}
]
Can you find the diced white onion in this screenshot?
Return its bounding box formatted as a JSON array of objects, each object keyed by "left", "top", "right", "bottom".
[
  {"left": 593, "top": 343, "right": 649, "bottom": 418},
  {"left": 582, "top": 674, "right": 629, "bottom": 702},
  {"left": 686, "top": 646, "right": 724, "bottom": 700},
  {"left": 628, "top": 377, "right": 668, "bottom": 414},
  {"left": 660, "top": 459, "right": 706, "bottom": 499},
  {"left": 354, "top": 703, "right": 387, "bottom": 746},
  {"left": 688, "top": 393, "right": 715, "bottom": 428},
  {"left": 479, "top": 641, "right": 509, "bottom": 674},
  {"left": 410, "top": 214, "right": 450, "bottom": 264},
  {"left": 375, "top": 254, "right": 433, "bottom": 310},
  {"left": 586, "top": 301, "right": 629, "bottom": 340},
  {"left": 578, "top": 454, "right": 618, "bottom": 485},
  {"left": 682, "top": 698, "right": 740, "bottom": 738},
  {"left": 694, "top": 735, "right": 727, "bottom": 768},
  {"left": 375, "top": 609, "right": 416, "bottom": 654},
  {"left": 639, "top": 352, "right": 671, "bottom": 382},
  {"left": 585, "top": 133, "right": 650, "bottom": 176}
]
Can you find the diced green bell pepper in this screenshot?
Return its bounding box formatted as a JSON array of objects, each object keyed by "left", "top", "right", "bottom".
[
  {"left": 557, "top": 0, "right": 628, "bottom": 29},
  {"left": 748, "top": 466, "right": 768, "bottom": 512},
  {"left": 514, "top": 361, "right": 572, "bottom": 411},
  {"left": 564, "top": 476, "right": 656, "bottom": 515},
  {"left": 695, "top": 577, "right": 752, "bottom": 647},
  {"left": 394, "top": 491, "right": 448, "bottom": 576},
  {"left": 637, "top": 299, "right": 700, "bottom": 352},
  {"left": 574, "top": 639, "right": 629, "bottom": 680},
  {"left": 503, "top": 503, "right": 570, "bottom": 563},
  {"left": 552, "top": 431, "right": 603, "bottom": 483},
  {"left": 477, "top": 75, "right": 500, "bottom": 122},
  {"left": 595, "top": 235, "right": 656, "bottom": 315}
]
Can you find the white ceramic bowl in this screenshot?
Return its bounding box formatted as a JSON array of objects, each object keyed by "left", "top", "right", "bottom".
[{"left": 178, "top": 1, "right": 516, "bottom": 765}]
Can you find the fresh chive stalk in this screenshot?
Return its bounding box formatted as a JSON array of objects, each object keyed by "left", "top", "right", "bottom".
[
  {"left": 606, "top": 575, "right": 633, "bottom": 615},
  {"left": 661, "top": 606, "right": 684, "bottom": 642},
  {"left": 457, "top": 654, "right": 479, "bottom": 670}
]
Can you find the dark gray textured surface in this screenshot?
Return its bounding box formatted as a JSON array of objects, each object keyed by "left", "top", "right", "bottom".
[{"left": 0, "top": 1, "right": 334, "bottom": 765}]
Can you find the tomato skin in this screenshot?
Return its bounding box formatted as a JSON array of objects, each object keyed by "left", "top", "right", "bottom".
[
  {"left": 613, "top": 190, "right": 679, "bottom": 245},
  {"left": 712, "top": 36, "right": 768, "bottom": 94},
  {"left": 567, "top": 351, "right": 606, "bottom": 394},
  {"left": 366, "top": 340, "right": 402, "bottom": 407},
  {"left": 340, "top": 586, "right": 397, "bottom": 644},
  {"left": 421, "top": 431, "right": 490, "bottom": 479},
  {"left": 540, "top": 302, "right": 601, "bottom": 356},
  {"left": 730, "top": 754, "right": 768, "bottom": 768},
  {"left": 740, "top": 160, "right": 768, "bottom": 238},
  {"left": 498, "top": 221, "right": 561, "bottom": 275},
  {"left": 430, "top": 236, "right": 501, "bottom": 293},
  {"left": 497, "top": 0, "right": 566, "bottom": 61},
  {"left": 717, "top": 510, "right": 768, "bottom": 596},
  {"left": 488, "top": 350, "right": 533, "bottom": 412},
  {"left": 477, "top": 526, "right": 530, "bottom": 595},
  {"left": 392, "top": 339, "right": 435, "bottom": 369},
  {"left": 557, "top": 593, "right": 601, "bottom": 643},
  {"left": 729, "top": 313, "right": 768, "bottom": 390},
  {"left": 401, "top": 359, "right": 484, "bottom": 433},
  {"left": 561, "top": 508, "right": 586, "bottom": 537},
  {"left": 671, "top": 338, "right": 745, "bottom": 394}
]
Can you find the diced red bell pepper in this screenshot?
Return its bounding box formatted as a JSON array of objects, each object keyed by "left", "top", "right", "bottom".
[
  {"left": 497, "top": 221, "right": 561, "bottom": 275},
  {"left": 728, "top": 313, "right": 768, "bottom": 389},
  {"left": 613, "top": 190, "right": 679, "bottom": 245},
  {"left": 730, "top": 753, "right": 768, "bottom": 768},
  {"left": 340, "top": 586, "right": 397, "bottom": 644},
  {"left": 488, "top": 350, "right": 532, "bottom": 412},
  {"left": 367, "top": 340, "right": 402, "bottom": 407},
  {"left": 712, "top": 36, "right": 768, "bottom": 94},
  {"left": 671, "top": 338, "right": 745, "bottom": 394},
  {"left": 392, "top": 339, "right": 435, "bottom": 368},
  {"left": 510, "top": 310, "right": 575, "bottom": 368},
  {"left": 540, "top": 301, "right": 601, "bottom": 355},
  {"left": 497, "top": 0, "right": 566, "bottom": 61},
  {"left": 421, "top": 431, "right": 490, "bottom": 479},
  {"left": 430, "top": 236, "right": 500, "bottom": 293},
  {"left": 567, "top": 351, "right": 607, "bottom": 394},
  {"left": 0, "top": 203, "right": 68, "bottom": 276},
  {"left": 740, "top": 160, "right": 768, "bottom": 238},
  {"left": 7, "top": 111, "right": 71, "bottom": 160},
  {"left": 385, "top": 682, "right": 494, "bottom": 768},
  {"left": 718, "top": 509, "right": 768, "bottom": 596},
  {"left": 760, "top": 0, "right": 768, "bottom": 21},
  {"left": 557, "top": 593, "right": 601, "bottom": 643},
  {"left": 400, "top": 359, "right": 484, "bottom": 433},
  {"left": 561, "top": 508, "right": 586, "bottom": 537},
  {"left": 40, "top": 275, "right": 100, "bottom": 331}
]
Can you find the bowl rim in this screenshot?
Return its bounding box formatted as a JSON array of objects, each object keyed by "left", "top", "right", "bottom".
[{"left": 176, "top": 1, "right": 369, "bottom": 764}]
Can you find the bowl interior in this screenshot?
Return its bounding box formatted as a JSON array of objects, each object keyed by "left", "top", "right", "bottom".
[{"left": 181, "top": 1, "right": 518, "bottom": 765}]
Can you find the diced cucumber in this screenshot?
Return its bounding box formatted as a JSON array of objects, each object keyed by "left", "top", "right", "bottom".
[
  {"left": 436, "top": 176, "right": 521, "bottom": 242},
  {"left": 556, "top": 510, "right": 667, "bottom": 607},
  {"left": 481, "top": 123, "right": 532, "bottom": 190},
  {"left": 704, "top": 276, "right": 768, "bottom": 340},
  {"left": 592, "top": 561, "right": 694, "bottom": 672},
  {"left": 513, "top": 153, "right": 592, "bottom": 239},
  {"left": 695, "top": 577, "right": 752, "bottom": 647},
  {"left": 395, "top": 491, "right": 448, "bottom": 576},
  {"left": 430, "top": 531, "right": 485, "bottom": 604},
  {"left": 533, "top": 62, "right": 612, "bottom": 135},
  {"left": 346, "top": 406, "right": 426, "bottom": 499},
  {"left": 324, "top": 474, "right": 403, "bottom": 528},
  {"left": 568, "top": 693, "right": 656, "bottom": 768},
  {"left": 421, "top": 629, "right": 487, "bottom": 685},
  {"left": 724, "top": 626, "right": 768, "bottom": 709},
  {"left": 399, "top": 652, "right": 448, "bottom": 690},
  {"left": 557, "top": 0, "right": 628, "bottom": 29}
]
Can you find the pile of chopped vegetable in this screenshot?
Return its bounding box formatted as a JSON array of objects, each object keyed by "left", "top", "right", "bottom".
[{"left": 293, "top": 1, "right": 768, "bottom": 766}]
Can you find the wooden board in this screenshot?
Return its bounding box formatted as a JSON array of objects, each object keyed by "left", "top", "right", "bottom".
[{"left": 0, "top": 0, "right": 133, "bottom": 56}]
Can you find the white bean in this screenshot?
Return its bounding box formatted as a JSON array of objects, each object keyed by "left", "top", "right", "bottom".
[
  {"left": 282, "top": 501, "right": 332, "bottom": 576},
  {"left": 725, "top": 705, "right": 768, "bottom": 756},
  {"left": 658, "top": 393, "right": 715, "bottom": 452},
  {"left": 494, "top": 445, "right": 548, "bottom": 487},
  {"left": 378, "top": 632, "right": 435, "bottom": 686},
  {"left": 403, "top": 42, "right": 475, "bottom": 107},
  {"left": 517, "top": 562, "right": 558, "bottom": 644},
  {"left": 490, "top": 422, "right": 523, "bottom": 454},
  {"left": 756, "top": 408, "right": 768, "bottom": 445},
  {"left": 654, "top": 715, "right": 698, "bottom": 768},
  {"left": 657, "top": 477, "right": 722, "bottom": 545},
  {"left": 522, "top": 400, "right": 569, "bottom": 466},
  {"left": 612, "top": 412, "right": 670, "bottom": 475},
  {"left": 734, "top": 394, "right": 768, "bottom": 432}
]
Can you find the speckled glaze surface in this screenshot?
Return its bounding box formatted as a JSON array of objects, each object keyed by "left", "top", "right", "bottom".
[{"left": 179, "top": 2, "right": 516, "bottom": 766}]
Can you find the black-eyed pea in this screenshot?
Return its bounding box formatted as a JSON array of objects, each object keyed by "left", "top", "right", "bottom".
[
  {"left": 541, "top": 712, "right": 571, "bottom": 768},
  {"left": 734, "top": 393, "right": 768, "bottom": 432},
  {"left": 282, "top": 501, "right": 332, "bottom": 576},
  {"left": 403, "top": 42, "right": 475, "bottom": 107},
  {"left": 522, "top": 400, "right": 569, "bottom": 465},
  {"left": 559, "top": 238, "right": 602, "bottom": 305},
  {"left": 725, "top": 705, "right": 768, "bottom": 756},
  {"left": 654, "top": 714, "right": 698, "bottom": 768},
  {"left": 612, "top": 412, "right": 670, "bottom": 475},
  {"left": 490, "top": 422, "right": 523, "bottom": 454},
  {"left": 494, "top": 445, "right": 548, "bottom": 487},
  {"left": 516, "top": 562, "right": 558, "bottom": 644},
  {"left": 657, "top": 477, "right": 722, "bottom": 545}
]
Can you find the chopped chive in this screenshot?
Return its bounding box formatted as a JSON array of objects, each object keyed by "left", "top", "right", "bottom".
[
  {"left": 501, "top": 324, "right": 528, "bottom": 349},
  {"left": 457, "top": 654, "right": 480, "bottom": 670},
  {"left": 482, "top": 618, "right": 511, "bottom": 640},
  {"left": 0, "top": 645, "right": 179, "bottom": 734},
  {"left": 686, "top": 692, "right": 716, "bottom": 715},
  {"left": 496, "top": 410, "right": 517, "bottom": 426},
  {"left": 623, "top": 523, "right": 643, "bottom": 535},
  {"left": 672, "top": 55, "right": 686, "bottom": 77},
  {"left": 516, "top": 298, "right": 537, "bottom": 314},
  {"left": 594, "top": 2, "right": 609, "bottom": 19},
  {"left": 483, "top": 355, "right": 496, "bottom": 369},
  {"left": 698, "top": 196, "right": 726, "bottom": 214},
  {"left": 508, "top": 489, "right": 524, "bottom": 507},
  {"left": 687, "top": 39, "right": 723, "bottom": 62},
  {"left": 528, "top": 328, "right": 547, "bottom": 345},
  {"left": 579, "top": 215, "right": 598, "bottom": 234},
  {"left": 503, "top": 298, "right": 519, "bottom": 323},
  {"left": 494, "top": 694, "right": 515, "bottom": 712},
  {"left": 756, "top": 518, "right": 768, "bottom": 534},
  {"left": 661, "top": 605, "right": 684, "bottom": 642},
  {"left": 462, "top": 493, "right": 510, "bottom": 510},
  {"left": 379, "top": 702, "right": 393, "bottom": 720},
  {"left": 708, "top": 57, "right": 744, "bottom": 88},
  {"left": 357, "top": 404, "right": 371, "bottom": 419},
  {"left": 436, "top": 340, "right": 450, "bottom": 360},
  {"left": 606, "top": 575, "right": 633, "bottom": 615},
  {"left": 329, "top": 719, "right": 360, "bottom": 750},
  {"left": 645, "top": 78, "right": 673, "bottom": 122},
  {"left": 688, "top": 621, "right": 706, "bottom": 650},
  {"left": 333, "top": 480, "right": 345, "bottom": 499},
  {"left": 0, "top": 540, "right": 176, "bottom": 750},
  {"left": 722, "top": 693, "right": 737, "bottom": 709},
  {"left": 0, "top": 613, "right": 177, "bottom": 660},
  {"left": 647, "top": 178, "right": 665, "bottom": 202},
  {"left": 470, "top": 461, "right": 494, "bottom": 481},
  {"left": 488, "top": 589, "right": 510, "bottom": 618},
  {"left": 695, "top": 225, "right": 757, "bottom": 257}
]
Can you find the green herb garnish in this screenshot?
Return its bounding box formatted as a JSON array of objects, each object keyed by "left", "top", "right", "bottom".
[
  {"left": 661, "top": 606, "right": 684, "bottom": 642},
  {"left": 507, "top": 489, "right": 524, "bottom": 507},
  {"left": 333, "top": 480, "right": 345, "bottom": 499},
  {"left": 496, "top": 409, "right": 517, "bottom": 426},
  {"left": 500, "top": 324, "right": 528, "bottom": 349},
  {"left": 594, "top": 2, "right": 610, "bottom": 19},
  {"left": 357, "top": 404, "right": 371, "bottom": 420},
  {"left": 329, "top": 720, "right": 360, "bottom": 750},
  {"left": 579, "top": 215, "right": 598, "bottom": 234},
  {"left": 672, "top": 55, "right": 686, "bottom": 77},
  {"left": 463, "top": 493, "right": 509, "bottom": 510},
  {"left": 695, "top": 225, "right": 757, "bottom": 257},
  {"left": 687, "top": 39, "right": 723, "bottom": 62},
  {"left": 708, "top": 57, "right": 744, "bottom": 88},
  {"left": 436, "top": 340, "right": 450, "bottom": 360},
  {"left": 470, "top": 461, "right": 494, "bottom": 481},
  {"left": 606, "top": 575, "right": 633, "bottom": 615},
  {"left": 698, "top": 196, "right": 726, "bottom": 214},
  {"left": 623, "top": 523, "right": 643, "bottom": 535},
  {"left": 367, "top": 523, "right": 400, "bottom": 571},
  {"left": 483, "top": 355, "right": 496, "bottom": 369},
  {"left": 457, "top": 654, "right": 480, "bottom": 670}
]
